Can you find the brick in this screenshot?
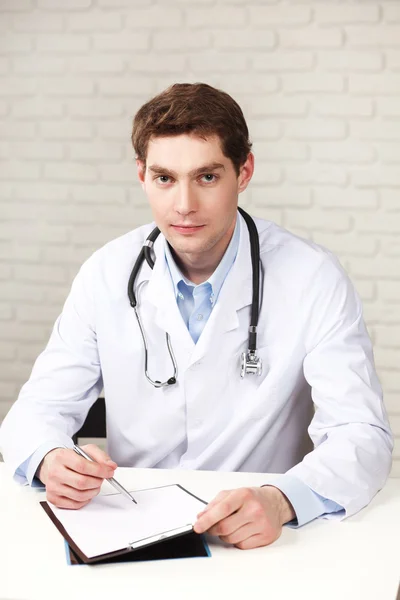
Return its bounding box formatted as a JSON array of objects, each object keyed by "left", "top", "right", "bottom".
[
  {"left": 16, "top": 304, "right": 60, "bottom": 323},
  {"left": 0, "top": 0, "right": 32, "bottom": 10},
  {"left": 379, "top": 370, "right": 400, "bottom": 391},
  {"left": 0, "top": 264, "right": 13, "bottom": 279},
  {"left": 214, "top": 30, "right": 275, "bottom": 50},
  {"left": 253, "top": 186, "right": 311, "bottom": 207},
  {"left": 127, "top": 7, "right": 183, "bottom": 29},
  {"left": 247, "top": 164, "right": 283, "bottom": 185},
  {"left": 250, "top": 96, "right": 308, "bottom": 117},
  {"left": 0, "top": 342, "right": 17, "bottom": 361},
  {"left": 1, "top": 281, "right": 44, "bottom": 302},
  {"left": 246, "top": 120, "right": 282, "bottom": 140},
  {"left": 313, "top": 141, "right": 375, "bottom": 163},
  {"left": 68, "top": 141, "right": 123, "bottom": 161},
  {"left": 14, "top": 263, "right": 67, "bottom": 284},
  {"left": 351, "top": 257, "right": 400, "bottom": 279},
  {"left": 14, "top": 182, "right": 69, "bottom": 201},
  {"left": 17, "top": 343, "right": 47, "bottom": 362},
  {"left": 40, "top": 245, "right": 92, "bottom": 265},
  {"left": 220, "top": 74, "right": 278, "bottom": 93},
  {"left": 383, "top": 393, "right": 400, "bottom": 415},
  {"left": 12, "top": 98, "right": 63, "bottom": 118},
  {"left": 380, "top": 191, "right": 400, "bottom": 211},
  {"left": 0, "top": 242, "right": 40, "bottom": 262},
  {"left": 315, "top": 5, "right": 379, "bottom": 23},
  {"left": 314, "top": 188, "right": 378, "bottom": 209},
  {"left": 378, "top": 282, "right": 400, "bottom": 302},
  {"left": 8, "top": 141, "right": 64, "bottom": 160},
  {"left": 68, "top": 55, "right": 125, "bottom": 74},
  {"left": 70, "top": 184, "right": 126, "bottom": 205},
  {"left": 346, "top": 26, "right": 400, "bottom": 47},
  {"left": 44, "top": 162, "right": 98, "bottom": 182},
  {"left": 379, "top": 143, "right": 400, "bottom": 162},
  {"left": 67, "top": 11, "right": 121, "bottom": 30},
  {"left": 255, "top": 141, "right": 308, "bottom": 161},
  {"left": 93, "top": 32, "right": 149, "bottom": 52},
  {"left": 253, "top": 51, "right": 313, "bottom": 71},
  {"left": 0, "top": 121, "right": 36, "bottom": 139},
  {"left": 0, "top": 224, "right": 68, "bottom": 243},
  {"left": 390, "top": 459, "right": 400, "bottom": 476},
  {"left": 151, "top": 30, "right": 209, "bottom": 52},
  {"left": 390, "top": 416, "right": 400, "bottom": 438},
  {"left": 380, "top": 238, "right": 400, "bottom": 256},
  {"left": 364, "top": 303, "right": 400, "bottom": 325},
  {"left": 38, "top": 0, "right": 91, "bottom": 8},
  {"left": 0, "top": 304, "right": 13, "bottom": 320},
  {"left": 356, "top": 212, "right": 400, "bottom": 233},
  {"left": 351, "top": 279, "right": 376, "bottom": 301},
  {"left": 37, "top": 77, "right": 95, "bottom": 96},
  {"left": 280, "top": 28, "right": 343, "bottom": 48},
  {"left": 286, "top": 165, "right": 348, "bottom": 186},
  {"left": 40, "top": 121, "right": 93, "bottom": 139},
  {"left": 185, "top": 7, "right": 245, "bottom": 28},
  {"left": 1, "top": 322, "right": 49, "bottom": 342},
  {"left": 13, "top": 12, "right": 64, "bottom": 31},
  {"left": 249, "top": 5, "right": 311, "bottom": 25},
  {"left": 98, "top": 0, "right": 151, "bottom": 5},
  {"left": 313, "top": 96, "right": 373, "bottom": 117},
  {"left": 36, "top": 34, "right": 90, "bottom": 53},
  {"left": 377, "top": 98, "right": 400, "bottom": 116},
  {"left": 249, "top": 206, "right": 283, "bottom": 227},
  {"left": 0, "top": 100, "right": 7, "bottom": 116},
  {"left": 0, "top": 161, "right": 40, "bottom": 180},
  {"left": 98, "top": 78, "right": 153, "bottom": 96},
  {"left": 129, "top": 54, "right": 186, "bottom": 73},
  {"left": 0, "top": 34, "right": 32, "bottom": 53},
  {"left": 70, "top": 225, "right": 125, "bottom": 246},
  {"left": 319, "top": 51, "right": 383, "bottom": 72},
  {"left": 285, "top": 209, "right": 351, "bottom": 232},
  {"left": 352, "top": 166, "right": 400, "bottom": 187},
  {"left": 286, "top": 119, "right": 347, "bottom": 140},
  {"left": 0, "top": 77, "right": 36, "bottom": 96},
  {"left": 351, "top": 120, "right": 400, "bottom": 139},
  {"left": 384, "top": 4, "right": 400, "bottom": 23},
  {"left": 13, "top": 56, "right": 67, "bottom": 74},
  {"left": 99, "top": 162, "right": 137, "bottom": 183},
  {"left": 282, "top": 74, "right": 344, "bottom": 93}
]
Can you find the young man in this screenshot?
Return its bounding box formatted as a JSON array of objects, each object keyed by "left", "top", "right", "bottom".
[{"left": 0, "top": 83, "right": 393, "bottom": 550}]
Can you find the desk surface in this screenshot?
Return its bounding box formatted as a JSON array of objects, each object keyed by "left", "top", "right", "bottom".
[{"left": 1, "top": 464, "right": 399, "bottom": 600}]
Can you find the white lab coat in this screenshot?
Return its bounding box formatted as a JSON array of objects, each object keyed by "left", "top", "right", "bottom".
[{"left": 0, "top": 213, "right": 393, "bottom": 518}]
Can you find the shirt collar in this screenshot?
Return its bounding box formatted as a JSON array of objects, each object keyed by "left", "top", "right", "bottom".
[{"left": 164, "top": 215, "right": 241, "bottom": 302}]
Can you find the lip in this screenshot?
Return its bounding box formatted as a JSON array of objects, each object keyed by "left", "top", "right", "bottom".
[{"left": 171, "top": 224, "right": 205, "bottom": 234}]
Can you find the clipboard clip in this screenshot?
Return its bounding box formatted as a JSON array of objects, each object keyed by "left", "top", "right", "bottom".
[{"left": 128, "top": 524, "right": 193, "bottom": 549}]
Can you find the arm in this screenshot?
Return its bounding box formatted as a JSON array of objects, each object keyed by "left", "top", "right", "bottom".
[{"left": 0, "top": 254, "right": 103, "bottom": 484}]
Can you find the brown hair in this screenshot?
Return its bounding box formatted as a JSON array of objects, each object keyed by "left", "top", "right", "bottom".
[{"left": 131, "top": 82, "right": 252, "bottom": 177}]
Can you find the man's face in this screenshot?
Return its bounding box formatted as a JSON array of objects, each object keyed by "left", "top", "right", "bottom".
[{"left": 137, "top": 134, "right": 253, "bottom": 263}]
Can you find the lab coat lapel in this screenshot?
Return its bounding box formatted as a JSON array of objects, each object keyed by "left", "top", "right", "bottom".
[{"left": 189, "top": 213, "right": 253, "bottom": 366}]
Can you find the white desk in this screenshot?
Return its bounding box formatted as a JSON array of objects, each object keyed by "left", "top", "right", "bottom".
[{"left": 1, "top": 464, "right": 399, "bottom": 600}]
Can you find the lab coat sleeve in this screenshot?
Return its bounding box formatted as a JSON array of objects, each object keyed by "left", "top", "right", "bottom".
[
  {"left": 286, "top": 254, "right": 393, "bottom": 519},
  {"left": 0, "top": 254, "right": 103, "bottom": 485}
]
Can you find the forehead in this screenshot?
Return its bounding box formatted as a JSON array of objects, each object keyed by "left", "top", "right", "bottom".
[{"left": 146, "top": 133, "right": 226, "bottom": 166}]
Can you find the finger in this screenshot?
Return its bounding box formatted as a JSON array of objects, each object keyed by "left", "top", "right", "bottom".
[
  {"left": 64, "top": 450, "right": 116, "bottom": 480},
  {"left": 234, "top": 532, "right": 279, "bottom": 550},
  {"left": 194, "top": 490, "right": 244, "bottom": 534},
  {"left": 207, "top": 510, "right": 252, "bottom": 538},
  {"left": 48, "top": 494, "right": 91, "bottom": 510},
  {"left": 57, "top": 483, "right": 101, "bottom": 503},
  {"left": 59, "top": 464, "right": 104, "bottom": 490},
  {"left": 80, "top": 444, "right": 118, "bottom": 468},
  {"left": 218, "top": 522, "right": 260, "bottom": 546},
  {"left": 196, "top": 490, "right": 231, "bottom": 518}
]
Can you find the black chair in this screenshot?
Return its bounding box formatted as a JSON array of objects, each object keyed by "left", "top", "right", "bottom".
[{"left": 72, "top": 397, "right": 106, "bottom": 444}]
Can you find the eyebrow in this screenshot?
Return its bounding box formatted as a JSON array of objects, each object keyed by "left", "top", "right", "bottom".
[{"left": 148, "top": 162, "right": 226, "bottom": 178}]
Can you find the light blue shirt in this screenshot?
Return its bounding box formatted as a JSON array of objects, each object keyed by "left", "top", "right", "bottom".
[{"left": 164, "top": 215, "right": 344, "bottom": 527}]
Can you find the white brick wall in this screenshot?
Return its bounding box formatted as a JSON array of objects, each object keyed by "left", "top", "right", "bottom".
[{"left": 0, "top": 0, "right": 399, "bottom": 476}]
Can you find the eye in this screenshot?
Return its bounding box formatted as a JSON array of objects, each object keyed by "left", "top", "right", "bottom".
[
  {"left": 155, "top": 175, "right": 172, "bottom": 184},
  {"left": 200, "top": 174, "right": 218, "bottom": 183}
]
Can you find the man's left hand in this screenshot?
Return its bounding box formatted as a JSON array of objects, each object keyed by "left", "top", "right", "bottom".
[{"left": 193, "top": 486, "right": 296, "bottom": 550}]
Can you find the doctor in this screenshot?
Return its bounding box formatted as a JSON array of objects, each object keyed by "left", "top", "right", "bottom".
[{"left": 0, "top": 82, "right": 393, "bottom": 550}]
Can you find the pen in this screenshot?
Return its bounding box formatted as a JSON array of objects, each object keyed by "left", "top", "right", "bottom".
[{"left": 72, "top": 444, "right": 137, "bottom": 505}]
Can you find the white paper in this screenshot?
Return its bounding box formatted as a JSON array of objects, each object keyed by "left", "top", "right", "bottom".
[{"left": 47, "top": 484, "right": 207, "bottom": 559}]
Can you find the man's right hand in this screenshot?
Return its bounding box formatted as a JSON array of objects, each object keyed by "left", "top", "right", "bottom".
[{"left": 37, "top": 444, "right": 117, "bottom": 510}]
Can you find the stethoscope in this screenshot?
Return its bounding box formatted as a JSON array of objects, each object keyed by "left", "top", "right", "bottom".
[{"left": 127, "top": 207, "right": 262, "bottom": 388}]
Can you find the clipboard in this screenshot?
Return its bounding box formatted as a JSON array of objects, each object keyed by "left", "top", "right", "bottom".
[{"left": 40, "top": 483, "right": 209, "bottom": 565}]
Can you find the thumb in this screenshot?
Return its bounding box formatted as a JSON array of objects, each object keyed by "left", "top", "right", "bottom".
[{"left": 80, "top": 444, "right": 118, "bottom": 468}]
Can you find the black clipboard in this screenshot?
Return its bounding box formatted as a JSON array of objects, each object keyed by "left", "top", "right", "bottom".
[{"left": 41, "top": 484, "right": 209, "bottom": 565}]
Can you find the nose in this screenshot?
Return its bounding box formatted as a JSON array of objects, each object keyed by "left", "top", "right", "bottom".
[{"left": 175, "top": 181, "right": 198, "bottom": 216}]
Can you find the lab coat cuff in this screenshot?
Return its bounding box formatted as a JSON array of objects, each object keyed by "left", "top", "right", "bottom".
[
  {"left": 23, "top": 439, "right": 73, "bottom": 487},
  {"left": 261, "top": 474, "right": 342, "bottom": 528}
]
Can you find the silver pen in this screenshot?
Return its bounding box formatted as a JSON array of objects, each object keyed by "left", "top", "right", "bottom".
[{"left": 72, "top": 444, "right": 137, "bottom": 504}]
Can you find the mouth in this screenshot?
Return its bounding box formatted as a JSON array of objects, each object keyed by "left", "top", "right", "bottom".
[{"left": 171, "top": 224, "right": 205, "bottom": 235}]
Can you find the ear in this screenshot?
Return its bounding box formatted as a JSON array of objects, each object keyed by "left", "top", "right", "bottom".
[
  {"left": 238, "top": 153, "right": 254, "bottom": 194},
  {"left": 136, "top": 159, "right": 146, "bottom": 190}
]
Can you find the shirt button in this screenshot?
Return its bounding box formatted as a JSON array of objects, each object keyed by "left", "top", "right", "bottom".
[
  {"left": 197, "top": 314, "right": 203, "bottom": 321},
  {"left": 178, "top": 292, "right": 184, "bottom": 300}
]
